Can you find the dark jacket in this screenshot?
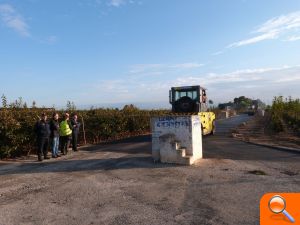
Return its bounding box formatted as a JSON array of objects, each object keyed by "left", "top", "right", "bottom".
[
  {"left": 34, "top": 120, "right": 50, "bottom": 139},
  {"left": 70, "top": 119, "right": 80, "bottom": 135},
  {"left": 50, "top": 119, "right": 60, "bottom": 138}
]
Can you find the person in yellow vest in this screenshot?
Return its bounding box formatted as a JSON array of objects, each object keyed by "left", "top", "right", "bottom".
[{"left": 59, "top": 113, "right": 72, "bottom": 155}]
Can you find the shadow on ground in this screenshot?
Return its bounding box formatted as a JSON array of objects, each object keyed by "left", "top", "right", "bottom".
[
  {"left": 80, "top": 135, "right": 152, "bottom": 155},
  {"left": 1, "top": 133, "right": 300, "bottom": 176},
  {"left": 0, "top": 155, "right": 181, "bottom": 176}
]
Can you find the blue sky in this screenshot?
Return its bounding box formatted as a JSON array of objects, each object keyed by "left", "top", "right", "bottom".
[{"left": 1, "top": 0, "right": 300, "bottom": 108}]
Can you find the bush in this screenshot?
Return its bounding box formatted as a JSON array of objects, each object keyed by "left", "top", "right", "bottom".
[
  {"left": 0, "top": 99, "right": 170, "bottom": 158},
  {"left": 270, "top": 96, "right": 300, "bottom": 134},
  {"left": 0, "top": 108, "right": 46, "bottom": 158}
]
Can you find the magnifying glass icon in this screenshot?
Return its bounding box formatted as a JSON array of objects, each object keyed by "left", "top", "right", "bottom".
[{"left": 268, "top": 195, "right": 295, "bottom": 223}]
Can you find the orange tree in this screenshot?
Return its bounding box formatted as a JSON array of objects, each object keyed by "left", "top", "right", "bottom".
[
  {"left": 0, "top": 97, "right": 170, "bottom": 158},
  {"left": 270, "top": 96, "right": 300, "bottom": 133}
]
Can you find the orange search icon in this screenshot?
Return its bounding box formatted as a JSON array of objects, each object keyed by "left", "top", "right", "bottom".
[{"left": 268, "top": 195, "right": 295, "bottom": 223}]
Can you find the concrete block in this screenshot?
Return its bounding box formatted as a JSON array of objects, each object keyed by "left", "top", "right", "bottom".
[{"left": 151, "top": 115, "right": 202, "bottom": 165}]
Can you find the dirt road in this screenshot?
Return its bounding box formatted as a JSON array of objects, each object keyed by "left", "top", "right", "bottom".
[{"left": 0, "top": 115, "right": 299, "bottom": 225}]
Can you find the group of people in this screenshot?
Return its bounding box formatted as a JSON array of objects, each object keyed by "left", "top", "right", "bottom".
[{"left": 34, "top": 112, "right": 80, "bottom": 161}]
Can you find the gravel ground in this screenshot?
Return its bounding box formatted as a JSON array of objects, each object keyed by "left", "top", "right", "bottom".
[{"left": 0, "top": 115, "right": 299, "bottom": 225}]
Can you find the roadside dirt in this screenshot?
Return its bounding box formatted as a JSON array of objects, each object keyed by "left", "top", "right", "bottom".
[{"left": 232, "top": 115, "right": 300, "bottom": 150}]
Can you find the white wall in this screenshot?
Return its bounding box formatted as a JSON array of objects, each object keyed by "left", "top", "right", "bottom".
[{"left": 151, "top": 115, "right": 202, "bottom": 165}]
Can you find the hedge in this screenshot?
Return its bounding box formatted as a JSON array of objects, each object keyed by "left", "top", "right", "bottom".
[
  {"left": 270, "top": 96, "right": 300, "bottom": 133},
  {"left": 0, "top": 106, "right": 170, "bottom": 159}
]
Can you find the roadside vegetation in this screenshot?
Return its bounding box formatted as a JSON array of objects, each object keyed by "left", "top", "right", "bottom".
[
  {"left": 219, "top": 95, "right": 299, "bottom": 135},
  {"left": 218, "top": 96, "right": 265, "bottom": 112},
  {"left": 1, "top": 95, "right": 298, "bottom": 159},
  {"left": 269, "top": 96, "right": 300, "bottom": 134},
  {"left": 0, "top": 95, "right": 169, "bottom": 159}
]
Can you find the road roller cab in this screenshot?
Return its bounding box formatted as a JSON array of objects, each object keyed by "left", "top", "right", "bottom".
[{"left": 169, "top": 85, "right": 216, "bottom": 135}]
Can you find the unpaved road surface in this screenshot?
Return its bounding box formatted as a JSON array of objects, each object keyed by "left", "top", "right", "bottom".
[{"left": 0, "top": 115, "right": 299, "bottom": 225}]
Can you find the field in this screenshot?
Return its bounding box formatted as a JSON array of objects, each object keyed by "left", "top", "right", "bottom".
[
  {"left": 0, "top": 102, "right": 169, "bottom": 158},
  {"left": 1, "top": 96, "right": 299, "bottom": 159}
]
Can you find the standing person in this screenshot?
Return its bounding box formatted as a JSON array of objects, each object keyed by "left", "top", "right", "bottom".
[
  {"left": 50, "top": 112, "right": 60, "bottom": 158},
  {"left": 34, "top": 113, "right": 50, "bottom": 161},
  {"left": 70, "top": 113, "right": 80, "bottom": 152},
  {"left": 59, "top": 113, "right": 72, "bottom": 155}
]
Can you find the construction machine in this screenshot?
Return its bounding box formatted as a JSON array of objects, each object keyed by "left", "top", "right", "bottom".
[{"left": 169, "top": 85, "right": 216, "bottom": 135}]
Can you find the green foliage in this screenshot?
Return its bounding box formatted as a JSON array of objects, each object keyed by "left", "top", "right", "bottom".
[
  {"left": 270, "top": 96, "right": 300, "bottom": 133},
  {"left": 0, "top": 97, "right": 170, "bottom": 158},
  {"left": 66, "top": 100, "right": 76, "bottom": 112},
  {"left": 234, "top": 96, "right": 253, "bottom": 109},
  {"left": 0, "top": 108, "right": 41, "bottom": 158},
  {"left": 81, "top": 106, "right": 169, "bottom": 143},
  {"left": 1, "top": 94, "right": 7, "bottom": 108},
  {"left": 219, "top": 96, "right": 265, "bottom": 111}
]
